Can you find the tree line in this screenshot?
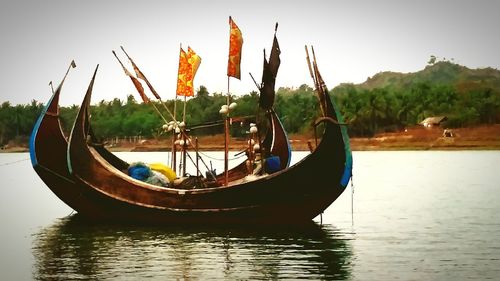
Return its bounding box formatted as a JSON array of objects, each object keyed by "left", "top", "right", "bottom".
[
  {"left": 334, "top": 82, "right": 499, "bottom": 136},
  {"left": 1, "top": 80, "right": 499, "bottom": 147}
]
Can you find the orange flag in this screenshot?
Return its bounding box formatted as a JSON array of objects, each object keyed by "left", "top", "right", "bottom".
[
  {"left": 187, "top": 47, "right": 201, "bottom": 78},
  {"left": 227, "top": 16, "right": 243, "bottom": 79},
  {"left": 186, "top": 47, "right": 202, "bottom": 97},
  {"left": 176, "top": 48, "right": 190, "bottom": 96}
]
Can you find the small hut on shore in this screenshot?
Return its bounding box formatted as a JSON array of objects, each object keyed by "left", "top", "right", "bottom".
[{"left": 420, "top": 116, "right": 447, "bottom": 128}]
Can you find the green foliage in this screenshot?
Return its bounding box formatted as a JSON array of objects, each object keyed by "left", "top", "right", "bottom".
[
  {"left": 0, "top": 100, "right": 43, "bottom": 145},
  {"left": 1, "top": 61, "right": 499, "bottom": 145},
  {"left": 275, "top": 84, "right": 319, "bottom": 134},
  {"left": 428, "top": 55, "right": 437, "bottom": 65},
  {"left": 334, "top": 62, "right": 500, "bottom": 136}
]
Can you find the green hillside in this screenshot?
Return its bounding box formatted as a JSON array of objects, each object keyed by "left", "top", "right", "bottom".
[
  {"left": 335, "top": 61, "right": 500, "bottom": 93},
  {"left": 332, "top": 61, "right": 500, "bottom": 136}
]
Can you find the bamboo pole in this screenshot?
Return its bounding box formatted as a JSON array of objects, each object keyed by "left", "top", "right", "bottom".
[
  {"left": 49, "top": 81, "right": 54, "bottom": 94},
  {"left": 255, "top": 112, "right": 265, "bottom": 173},
  {"left": 172, "top": 131, "right": 177, "bottom": 173},
  {"left": 305, "top": 46, "right": 325, "bottom": 117},
  {"left": 195, "top": 137, "right": 199, "bottom": 177},
  {"left": 249, "top": 72, "right": 261, "bottom": 90},
  {"left": 183, "top": 95, "right": 187, "bottom": 123},
  {"left": 173, "top": 44, "right": 182, "bottom": 172},
  {"left": 181, "top": 95, "right": 187, "bottom": 176},
  {"left": 182, "top": 132, "right": 187, "bottom": 176},
  {"left": 224, "top": 77, "right": 230, "bottom": 185}
]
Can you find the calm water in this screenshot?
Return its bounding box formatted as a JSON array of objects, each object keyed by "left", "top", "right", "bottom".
[{"left": 0, "top": 151, "right": 499, "bottom": 280}]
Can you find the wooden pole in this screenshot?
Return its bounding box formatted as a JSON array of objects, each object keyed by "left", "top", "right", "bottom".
[
  {"left": 173, "top": 44, "right": 181, "bottom": 171},
  {"left": 181, "top": 95, "right": 188, "bottom": 176},
  {"left": 307, "top": 141, "right": 314, "bottom": 153},
  {"left": 224, "top": 117, "right": 229, "bottom": 184},
  {"left": 174, "top": 43, "right": 181, "bottom": 122},
  {"left": 249, "top": 72, "right": 261, "bottom": 90},
  {"left": 255, "top": 112, "right": 265, "bottom": 173},
  {"left": 148, "top": 101, "right": 169, "bottom": 124},
  {"left": 183, "top": 95, "right": 187, "bottom": 123},
  {"left": 182, "top": 132, "right": 187, "bottom": 176},
  {"left": 314, "top": 125, "right": 318, "bottom": 147},
  {"left": 195, "top": 137, "right": 199, "bottom": 177},
  {"left": 248, "top": 133, "right": 253, "bottom": 174},
  {"left": 171, "top": 131, "right": 176, "bottom": 173},
  {"left": 49, "top": 81, "right": 54, "bottom": 94},
  {"left": 224, "top": 77, "right": 230, "bottom": 185}
]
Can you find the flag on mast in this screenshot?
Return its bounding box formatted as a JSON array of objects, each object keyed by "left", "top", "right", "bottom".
[
  {"left": 112, "top": 50, "right": 149, "bottom": 103},
  {"left": 176, "top": 47, "right": 190, "bottom": 96},
  {"left": 185, "top": 47, "right": 202, "bottom": 97},
  {"left": 259, "top": 24, "right": 281, "bottom": 110},
  {"left": 227, "top": 16, "right": 243, "bottom": 79},
  {"left": 187, "top": 47, "right": 201, "bottom": 78},
  {"left": 129, "top": 76, "right": 149, "bottom": 103},
  {"left": 120, "top": 46, "right": 162, "bottom": 100}
]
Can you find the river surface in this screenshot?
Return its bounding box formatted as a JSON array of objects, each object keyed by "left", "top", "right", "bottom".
[{"left": 0, "top": 151, "right": 499, "bottom": 280}]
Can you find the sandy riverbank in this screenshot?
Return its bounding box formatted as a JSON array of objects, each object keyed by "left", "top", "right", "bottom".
[
  {"left": 3, "top": 125, "right": 499, "bottom": 153},
  {"left": 112, "top": 125, "right": 500, "bottom": 151}
]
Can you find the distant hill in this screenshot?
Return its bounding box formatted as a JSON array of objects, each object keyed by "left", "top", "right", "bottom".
[
  {"left": 332, "top": 61, "right": 500, "bottom": 94},
  {"left": 330, "top": 60, "right": 500, "bottom": 136}
]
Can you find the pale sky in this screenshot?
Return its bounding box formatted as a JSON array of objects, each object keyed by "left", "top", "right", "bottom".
[{"left": 1, "top": 0, "right": 499, "bottom": 106}]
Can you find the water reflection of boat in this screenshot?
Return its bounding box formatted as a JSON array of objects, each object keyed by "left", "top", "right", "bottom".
[{"left": 32, "top": 215, "right": 353, "bottom": 280}]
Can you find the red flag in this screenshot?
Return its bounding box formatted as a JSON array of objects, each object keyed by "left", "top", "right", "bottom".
[
  {"left": 227, "top": 16, "right": 243, "bottom": 79},
  {"left": 112, "top": 50, "right": 149, "bottom": 103},
  {"left": 120, "top": 46, "right": 161, "bottom": 100},
  {"left": 130, "top": 76, "right": 149, "bottom": 103}
]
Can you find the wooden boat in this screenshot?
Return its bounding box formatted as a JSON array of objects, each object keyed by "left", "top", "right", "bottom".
[
  {"left": 30, "top": 66, "right": 290, "bottom": 215},
  {"left": 66, "top": 51, "right": 352, "bottom": 224}
]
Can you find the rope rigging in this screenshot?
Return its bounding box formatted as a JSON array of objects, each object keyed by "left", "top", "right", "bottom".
[
  {"left": 0, "top": 158, "right": 29, "bottom": 166},
  {"left": 197, "top": 150, "right": 247, "bottom": 162}
]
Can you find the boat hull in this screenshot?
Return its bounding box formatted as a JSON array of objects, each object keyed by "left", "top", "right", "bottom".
[
  {"left": 30, "top": 70, "right": 296, "bottom": 224},
  {"left": 66, "top": 69, "right": 351, "bottom": 224}
]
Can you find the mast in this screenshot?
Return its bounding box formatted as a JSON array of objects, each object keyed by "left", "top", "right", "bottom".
[
  {"left": 172, "top": 44, "right": 182, "bottom": 173},
  {"left": 224, "top": 16, "right": 243, "bottom": 185},
  {"left": 224, "top": 78, "right": 230, "bottom": 185}
]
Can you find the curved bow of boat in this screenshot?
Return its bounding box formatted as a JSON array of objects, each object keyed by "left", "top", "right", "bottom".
[
  {"left": 29, "top": 76, "right": 68, "bottom": 171},
  {"left": 29, "top": 64, "right": 110, "bottom": 215}
]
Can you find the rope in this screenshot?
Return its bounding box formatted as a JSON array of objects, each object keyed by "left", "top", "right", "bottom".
[
  {"left": 0, "top": 158, "right": 29, "bottom": 166},
  {"left": 197, "top": 151, "right": 247, "bottom": 162},
  {"left": 351, "top": 174, "right": 354, "bottom": 226}
]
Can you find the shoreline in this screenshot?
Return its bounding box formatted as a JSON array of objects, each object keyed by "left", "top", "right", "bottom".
[{"left": 3, "top": 125, "right": 499, "bottom": 153}]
